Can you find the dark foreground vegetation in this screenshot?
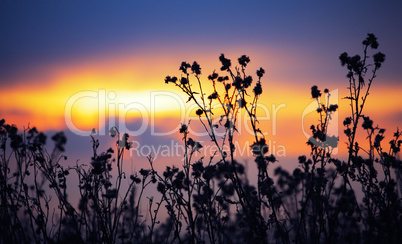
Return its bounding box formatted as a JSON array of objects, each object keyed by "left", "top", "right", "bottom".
[{"left": 1, "top": 34, "right": 401, "bottom": 243}]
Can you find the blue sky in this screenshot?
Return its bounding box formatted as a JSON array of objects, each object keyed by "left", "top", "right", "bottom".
[{"left": 1, "top": 0, "right": 401, "bottom": 86}]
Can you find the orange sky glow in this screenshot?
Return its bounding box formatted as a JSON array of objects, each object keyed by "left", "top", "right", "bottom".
[{"left": 0, "top": 49, "right": 401, "bottom": 162}]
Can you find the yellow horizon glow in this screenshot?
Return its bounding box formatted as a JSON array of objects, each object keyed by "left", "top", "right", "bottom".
[{"left": 0, "top": 51, "right": 401, "bottom": 159}]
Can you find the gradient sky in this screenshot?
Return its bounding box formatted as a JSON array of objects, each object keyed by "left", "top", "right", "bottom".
[{"left": 1, "top": 0, "right": 401, "bottom": 170}]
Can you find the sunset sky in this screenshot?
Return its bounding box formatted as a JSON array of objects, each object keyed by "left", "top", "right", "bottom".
[{"left": 1, "top": 0, "right": 401, "bottom": 170}]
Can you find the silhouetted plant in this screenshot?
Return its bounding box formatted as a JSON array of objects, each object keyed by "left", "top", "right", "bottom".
[
  {"left": 164, "top": 54, "right": 292, "bottom": 244},
  {"left": 336, "top": 34, "right": 401, "bottom": 243}
]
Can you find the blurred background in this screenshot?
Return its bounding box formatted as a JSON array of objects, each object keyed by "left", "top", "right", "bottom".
[{"left": 1, "top": 0, "right": 401, "bottom": 172}]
